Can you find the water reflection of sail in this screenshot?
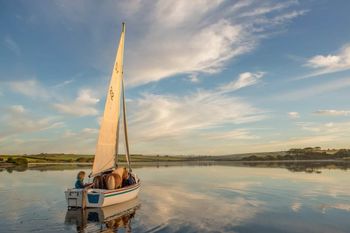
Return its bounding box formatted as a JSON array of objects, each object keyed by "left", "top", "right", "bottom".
[{"left": 65, "top": 198, "right": 140, "bottom": 232}]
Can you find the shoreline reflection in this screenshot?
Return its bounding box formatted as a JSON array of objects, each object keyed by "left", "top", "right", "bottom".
[{"left": 1, "top": 160, "right": 350, "bottom": 174}]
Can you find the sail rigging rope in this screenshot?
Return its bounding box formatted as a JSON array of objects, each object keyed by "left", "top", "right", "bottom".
[{"left": 122, "top": 78, "right": 132, "bottom": 172}]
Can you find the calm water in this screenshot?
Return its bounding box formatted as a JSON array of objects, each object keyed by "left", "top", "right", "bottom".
[{"left": 0, "top": 164, "right": 350, "bottom": 233}]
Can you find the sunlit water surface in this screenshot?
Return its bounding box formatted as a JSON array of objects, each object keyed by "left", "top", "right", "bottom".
[{"left": 0, "top": 164, "right": 349, "bottom": 233}]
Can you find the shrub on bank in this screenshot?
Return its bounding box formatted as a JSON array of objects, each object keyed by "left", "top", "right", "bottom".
[
  {"left": 15, "top": 158, "right": 28, "bottom": 165},
  {"left": 6, "top": 157, "right": 15, "bottom": 163},
  {"left": 5, "top": 157, "right": 28, "bottom": 165},
  {"left": 76, "top": 157, "right": 94, "bottom": 163}
]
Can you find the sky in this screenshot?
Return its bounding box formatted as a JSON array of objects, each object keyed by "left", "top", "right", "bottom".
[{"left": 1, "top": 0, "right": 350, "bottom": 155}]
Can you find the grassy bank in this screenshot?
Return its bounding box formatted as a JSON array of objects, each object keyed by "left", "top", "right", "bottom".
[
  {"left": 0, "top": 153, "right": 196, "bottom": 165},
  {"left": 1, "top": 147, "right": 350, "bottom": 167}
]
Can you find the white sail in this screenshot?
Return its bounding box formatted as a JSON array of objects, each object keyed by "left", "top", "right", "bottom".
[{"left": 91, "top": 23, "right": 126, "bottom": 176}]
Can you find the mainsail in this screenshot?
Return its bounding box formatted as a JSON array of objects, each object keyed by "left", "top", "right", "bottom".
[{"left": 91, "top": 23, "right": 126, "bottom": 176}]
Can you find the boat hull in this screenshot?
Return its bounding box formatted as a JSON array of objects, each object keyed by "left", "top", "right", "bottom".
[{"left": 65, "top": 181, "right": 140, "bottom": 208}]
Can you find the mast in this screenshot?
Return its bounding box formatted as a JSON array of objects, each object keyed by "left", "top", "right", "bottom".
[{"left": 122, "top": 79, "right": 132, "bottom": 172}]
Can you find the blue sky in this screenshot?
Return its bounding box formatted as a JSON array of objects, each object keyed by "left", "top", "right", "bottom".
[{"left": 1, "top": 0, "right": 350, "bottom": 155}]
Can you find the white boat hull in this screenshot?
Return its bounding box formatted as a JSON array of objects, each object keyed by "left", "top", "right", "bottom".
[{"left": 65, "top": 180, "right": 140, "bottom": 208}]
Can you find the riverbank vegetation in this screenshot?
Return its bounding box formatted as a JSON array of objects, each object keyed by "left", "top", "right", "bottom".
[
  {"left": 0, "top": 153, "right": 193, "bottom": 166},
  {"left": 241, "top": 147, "right": 350, "bottom": 161},
  {"left": 1, "top": 147, "right": 349, "bottom": 168}
]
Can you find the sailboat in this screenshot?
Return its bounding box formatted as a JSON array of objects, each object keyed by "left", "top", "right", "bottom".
[{"left": 65, "top": 22, "right": 141, "bottom": 208}]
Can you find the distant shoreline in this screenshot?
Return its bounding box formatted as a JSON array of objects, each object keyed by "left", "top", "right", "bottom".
[
  {"left": 2, "top": 159, "right": 350, "bottom": 176},
  {"left": 1, "top": 147, "right": 350, "bottom": 168},
  {"left": 1, "top": 159, "right": 350, "bottom": 169},
  {"left": 26, "top": 159, "right": 350, "bottom": 164}
]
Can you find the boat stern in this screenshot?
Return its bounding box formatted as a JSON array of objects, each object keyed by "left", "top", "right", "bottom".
[
  {"left": 65, "top": 189, "right": 84, "bottom": 208},
  {"left": 65, "top": 188, "right": 105, "bottom": 208}
]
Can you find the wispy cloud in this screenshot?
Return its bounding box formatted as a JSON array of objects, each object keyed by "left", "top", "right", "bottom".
[
  {"left": 124, "top": 75, "right": 268, "bottom": 154},
  {"left": 278, "top": 77, "right": 350, "bottom": 100},
  {"left": 219, "top": 72, "right": 265, "bottom": 93},
  {"left": 296, "top": 120, "right": 350, "bottom": 134},
  {"left": 9, "top": 105, "right": 26, "bottom": 114},
  {"left": 301, "top": 44, "right": 350, "bottom": 79},
  {"left": 125, "top": 0, "right": 304, "bottom": 86},
  {"left": 0, "top": 105, "right": 64, "bottom": 141},
  {"left": 3, "top": 35, "right": 21, "bottom": 56},
  {"left": 81, "top": 127, "right": 98, "bottom": 134},
  {"left": 239, "top": 1, "right": 297, "bottom": 17},
  {"left": 267, "top": 10, "right": 308, "bottom": 25},
  {"left": 296, "top": 122, "right": 322, "bottom": 132},
  {"left": 256, "top": 135, "right": 340, "bottom": 151},
  {"left": 288, "top": 112, "right": 300, "bottom": 119},
  {"left": 8, "top": 79, "right": 49, "bottom": 99},
  {"left": 53, "top": 89, "right": 100, "bottom": 116},
  {"left": 53, "top": 79, "right": 74, "bottom": 88},
  {"left": 45, "top": 0, "right": 305, "bottom": 86},
  {"left": 241, "top": 120, "right": 350, "bottom": 153},
  {"left": 129, "top": 90, "right": 265, "bottom": 143},
  {"left": 201, "top": 129, "right": 260, "bottom": 140},
  {"left": 295, "top": 120, "right": 350, "bottom": 139},
  {"left": 314, "top": 110, "right": 350, "bottom": 116},
  {"left": 1, "top": 127, "right": 98, "bottom": 154},
  {"left": 6, "top": 79, "right": 102, "bottom": 117},
  {"left": 187, "top": 73, "right": 200, "bottom": 83}
]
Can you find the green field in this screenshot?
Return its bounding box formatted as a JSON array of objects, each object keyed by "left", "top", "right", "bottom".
[
  {"left": 1, "top": 147, "right": 349, "bottom": 167},
  {"left": 0, "top": 153, "right": 196, "bottom": 164}
]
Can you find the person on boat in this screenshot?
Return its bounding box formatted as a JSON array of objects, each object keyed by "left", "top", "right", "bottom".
[
  {"left": 75, "top": 171, "right": 91, "bottom": 189},
  {"left": 122, "top": 171, "right": 136, "bottom": 187}
]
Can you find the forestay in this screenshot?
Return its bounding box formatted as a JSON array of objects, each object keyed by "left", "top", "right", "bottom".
[{"left": 91, "top": 23, "right": 126, "bottom": 177}]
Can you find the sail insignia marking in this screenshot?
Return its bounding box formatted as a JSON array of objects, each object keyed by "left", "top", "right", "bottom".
[
  {"left": 115, "top": 62, "right": 119, "bottom": 73},
  {"left": 110, "top": 87, "right": 114, "bottom": 101}
]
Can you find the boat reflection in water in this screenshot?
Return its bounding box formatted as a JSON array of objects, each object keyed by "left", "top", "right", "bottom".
[{"left": 65, "top": 198, "right": 140, "bottom": 232}]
